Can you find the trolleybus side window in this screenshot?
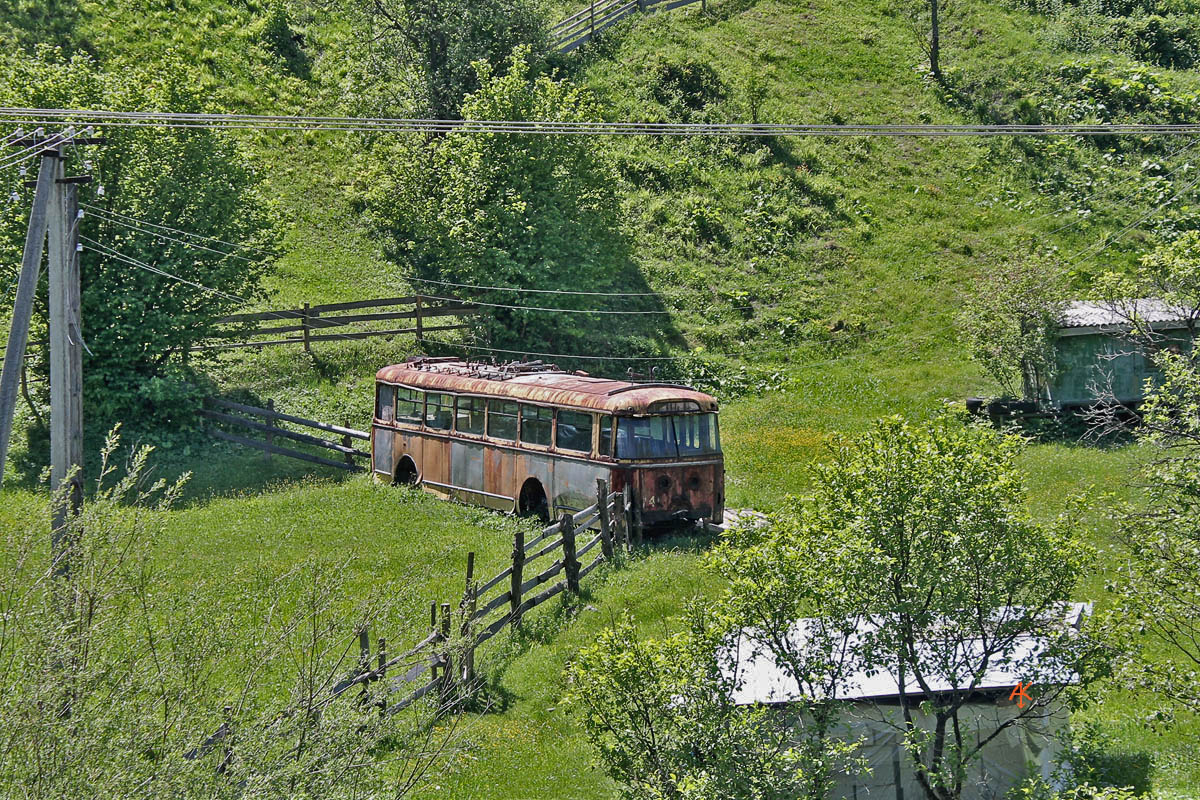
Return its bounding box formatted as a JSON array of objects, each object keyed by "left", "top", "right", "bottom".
[
  {"left": 397, "top": 387, "right": 423, "bottom": 425},
  {"left": 376, "top": 385, "right": 395, "bottom": 423},
  {"left": 556, "top": 410, "right": 593, "bottom": 453},
  {"left": 456, "top": 397, "right": 486, "bottom": 435},
  {"left": 520, "top": 404, "right": 553, "bottom": 446},
  {"left": 598, "top": 415, "right": 613, "bottom": 457},
  {"left": 487, "top": 400, "right": 518, "bottom": 440},
  {"left": 425, "top": 392, "right": 454, "bottom": 430}
]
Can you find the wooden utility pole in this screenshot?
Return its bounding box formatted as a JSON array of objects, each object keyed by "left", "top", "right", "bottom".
[
  {"left": 48, "top": 151, "right": 85, "bottom": 541},
  {"left": 0, "top": 150, "right": 56, "bottom": 487}
]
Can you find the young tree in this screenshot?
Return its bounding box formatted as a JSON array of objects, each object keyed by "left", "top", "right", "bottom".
[
  {"left": 958, "top": 258, "right": 1069, "bottom": 403},
  {"left": 567, "top": 606, "right": 856, "bottom": 800},
  {"left": 333, "top": 0, "right": 548, "bottom": 120},
  {"left": 0, "top": 48, "right": 279, "bottom": 427},
  {"left": 1092, "top": 234, "right": 1200, "bottom": 764},
  {"left": 362, "top": 47, "right": 661, "bottom": 355},
  {"left": 794, "top": 418, "right": 1099, "bottom": 800}
]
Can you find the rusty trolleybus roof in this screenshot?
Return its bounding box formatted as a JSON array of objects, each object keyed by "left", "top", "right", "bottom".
[{"left": 376, "top": 357, "right": 718, "bottom": 415}]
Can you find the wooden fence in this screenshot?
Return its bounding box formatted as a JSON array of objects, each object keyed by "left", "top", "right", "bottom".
[
  {"left": 190, "top": 295, "right": 481, "bottom": 353},
  {"left": 187, "top": 478, "right": 639, "bottom": 768},
  {"left": 552, "top": 0, "right": 709, "bottom": 52},
  {"left": 200, "top": 397, "right": 371, "bottom": 472}
]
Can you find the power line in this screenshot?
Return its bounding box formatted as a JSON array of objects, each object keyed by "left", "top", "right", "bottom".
[
  {"left": 412, "top": 291, "right": 761, "bottom": 316},
  {"left": 405, "top": 275, "right": 659, "bottom": 298},
  {"left": 87, "top": 211, "right": 264, "bottom": 264},
  {"left": 1066, "top": 169, "right": 1200, "bottom": 270},
  {"left": 81, "top": 203, "right": 272, "bottom": 258},
  {"left": 7, "top": 108, "right": 1200, "bottom": 137}
]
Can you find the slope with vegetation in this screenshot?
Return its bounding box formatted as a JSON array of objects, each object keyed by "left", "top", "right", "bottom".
[{"left": 2, "top": 0, "right": 1200, "bottom": 796}]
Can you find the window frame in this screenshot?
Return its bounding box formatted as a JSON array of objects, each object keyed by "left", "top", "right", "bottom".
[
  {"left": 555, "top": 409, "right": 596, "bottom": 455},
  {"left": 394, "top": 385, "right": 424, "bottom": 427},
  {"left": 375, "top": 384, "right": 396, "bottom": 424},
  {"left": 455, "top": 395, "right": 487, "bottom": 438},
  {"left": 486, "top": 399, "right": 519, "bottom": 442},
  {"left": 424, "top": 391, "right": 455, "bottom": 432},
  {"left": 597, "top": 414, "right": 614, "bottom": 458},
  {"left": 518, "top": 403, "right": 554, "bottom": 449}
]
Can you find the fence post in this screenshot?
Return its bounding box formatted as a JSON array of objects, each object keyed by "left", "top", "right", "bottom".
[
  {"left": 590, "top": 0, "right": 596, "bottom": 39},
  {"left": 510, "top": 528, "right": 525, "bottom": 625},
  {"left": 462, "top": 551, "right": 477, "bottom": 684},
  {"left": 377, "top": 636, "right": 387, "bottom": 713},
  {"left": 415, "top": 295, "right": 425, "bottom": 344},
  {"left": 430, "top": 602, "right": 438, "bottom": 681},
  {"left": 358, "top": 626, "right": 371, "bottom": 706},
  {"left": 302, "top": 302, "right": 311, "bottom": 353},
  {"left": 561, "top": 512, "right": 580, "bottom": 594},
  {"left": 343, "top": 432, "right": 354, "bottom": 469},
  {"left": 218, "top": 704, "right": 233, "bottom": 776},
  {"left": 264, "top": 398, "right": 275, "bottom": 463},
  {"left": 439, "top": 602, "right": 454, "bottom": 703},
  {"left": 596, "top": 478, "right": 614, "bottom": 561}
]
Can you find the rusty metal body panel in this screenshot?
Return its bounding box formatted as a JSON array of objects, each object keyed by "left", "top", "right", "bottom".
[{"left": 370, "top": 359, "right": 724, "bottom": 524}]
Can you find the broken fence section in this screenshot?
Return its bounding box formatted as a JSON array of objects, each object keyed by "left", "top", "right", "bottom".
[{"left": 200, "top": 397, "right": 371, "bottom": 472}]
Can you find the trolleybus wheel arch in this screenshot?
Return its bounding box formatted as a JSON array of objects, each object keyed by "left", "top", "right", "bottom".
[
  {"left": 517, "top": 478, "right": 550, "bottom": 524},
  {"left": 393, "top": 456, "right": 419, "bottom": 486}
]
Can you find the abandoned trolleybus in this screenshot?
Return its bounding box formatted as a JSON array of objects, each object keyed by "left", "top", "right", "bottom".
[{"left": 372, "top": 357, "right": 724, "bottom": 525}]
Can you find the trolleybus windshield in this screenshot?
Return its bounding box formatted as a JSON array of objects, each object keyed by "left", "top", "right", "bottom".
[{"left": 616, "top": 414, "right": 720, "bottom": 459}]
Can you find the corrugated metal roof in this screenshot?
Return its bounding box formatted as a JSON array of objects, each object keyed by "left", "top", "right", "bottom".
[
  {"left": 375, "top": 358, "right": 719, "bottom": 414},
  {"left": 1060, "top": 299, "right": 1194, "bottom": 329},
  {"left": 723, "top": 603, "right": 1090, "bottom": 705}
]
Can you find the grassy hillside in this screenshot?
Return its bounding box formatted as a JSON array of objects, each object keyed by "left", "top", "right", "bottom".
[{"left": 4, "top": 0, "right": 1200, "bottom": 795}]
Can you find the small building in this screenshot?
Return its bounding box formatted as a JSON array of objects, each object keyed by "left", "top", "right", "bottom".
[
  {"left": 722, "top": 604, "right": 1091, "bottom": 800},
  {"left": 1050, "top": 299, "right": 1195, "bottom": 407}
]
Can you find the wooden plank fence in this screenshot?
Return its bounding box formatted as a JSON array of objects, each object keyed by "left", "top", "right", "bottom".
[
  {"left": 552, "top": 0, "right": 708, "bottom": 53},
  {"left": 190, "top": 295, "right": 481, "bottom": 353},
  {"left": 187, "top": 478, "right": 639, "bottom": 771},
  {"left": 200, "top": 397, "right": 371, "bottom": 472}
]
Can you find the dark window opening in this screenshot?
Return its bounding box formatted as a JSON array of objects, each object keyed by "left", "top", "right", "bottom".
[
  {"left": 557, "top": 410, "right": 593, "bottom": 453},
  {"left": 520, "top": 404, "right": 553, "bottom": 447},
  {"left": 488, "top": 400, "right": 518, "bottom": 441}
]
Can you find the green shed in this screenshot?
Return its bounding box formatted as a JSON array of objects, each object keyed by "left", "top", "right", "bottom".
[{"left": 1049, "top": 299, "right": 1195, "bottom": 408}]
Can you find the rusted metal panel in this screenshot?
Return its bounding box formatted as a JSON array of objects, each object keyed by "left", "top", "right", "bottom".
[{"left": 375, "top": 358, "right": 718, "bottom": 415}]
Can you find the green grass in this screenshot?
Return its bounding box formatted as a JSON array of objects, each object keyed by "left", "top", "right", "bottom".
[{"left": 5, "top": 0, "right": 1200, "bottom": 793}]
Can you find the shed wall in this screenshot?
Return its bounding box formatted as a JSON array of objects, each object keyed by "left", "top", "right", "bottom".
[{"left": 1049, "top": 331, "right": 1191, "bottom": 406}]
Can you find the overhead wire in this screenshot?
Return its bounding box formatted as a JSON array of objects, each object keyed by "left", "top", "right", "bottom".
[
  {"left": 9, "top": 108, "right": 1200, "bottom": 137},
  {"left": 82, "top": 203, "right": 273, "bottom": 259}
]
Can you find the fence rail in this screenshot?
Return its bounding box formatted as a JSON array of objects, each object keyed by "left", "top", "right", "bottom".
[
  {"left": 553, "top": 0, "right": 708, "bottom": 52},
  {"left": 187, "top": 479, "right": 642, "bottom": 772},
  {"left": 191, "top": 295, "right": 481, "bottom": 353},
  {"left": 200, "top": 397, "right": 371, "bottom": 472}
]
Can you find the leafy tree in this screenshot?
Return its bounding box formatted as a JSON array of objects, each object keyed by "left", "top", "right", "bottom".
[
  {"left": 362, "top": 47, "right": 664, "bottom": 356},
  {"left": 0, "top": 0, "right": 83, "bottom": 53},
  {"left": 958, "top": 258, "right": 1069, "bottom": 402},
  {"left": 1094, "top": 235, "right": 1200, "bottom": 770},
  {"left": 333, "top": 0, "right": 548, "bottom": 119},
  {"left": 567, "top": 607, "right": 856, "bottom": 800},
  {"left": 780, "top": 417, "right": 1100, "bottom": 800},
  {"left": 0, "top": 48, "right": 278, "bottom": 428}
]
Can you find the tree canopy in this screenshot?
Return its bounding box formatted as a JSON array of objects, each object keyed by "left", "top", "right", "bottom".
[{"left": 0, "top": 48, "right": 279, "bottom": 428}]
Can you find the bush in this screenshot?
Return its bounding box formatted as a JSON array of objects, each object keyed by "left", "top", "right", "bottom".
[
  {"left": 648, "top": 58, "right": 727, "bottom": 120},
  {"left": 1116, "top": 13, "right": 1200, "bottom": 67}
]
